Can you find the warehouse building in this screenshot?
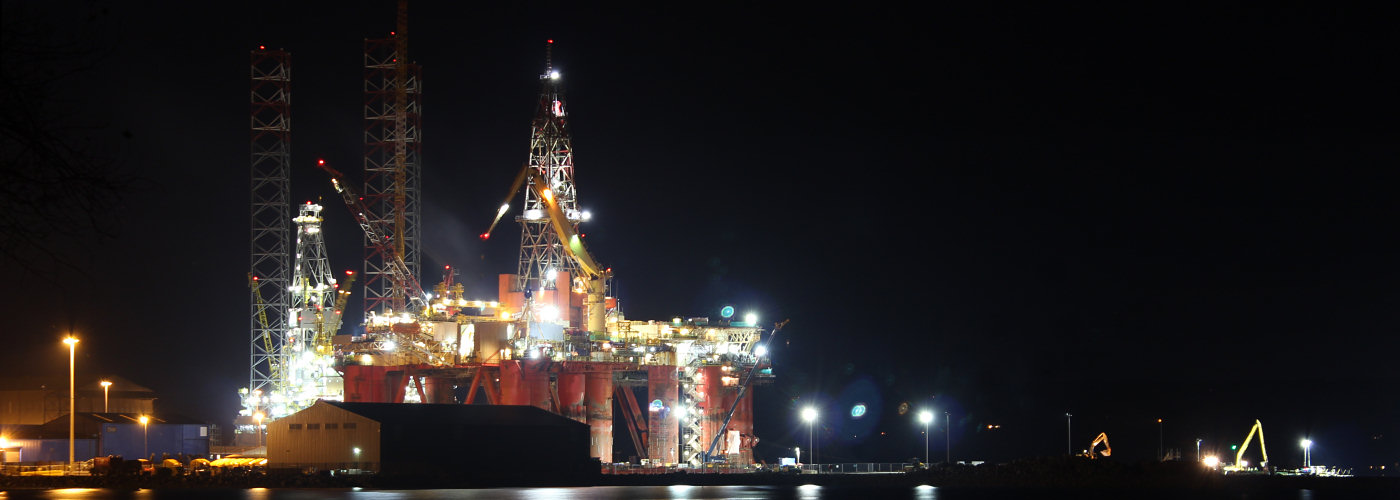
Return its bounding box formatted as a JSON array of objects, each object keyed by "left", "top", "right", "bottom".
[
  {"left": 1, "top": 412, "right": 209, "bottom": 463},
  {"left": 267, "top": 401, "right": 595, "bottom": 483}
]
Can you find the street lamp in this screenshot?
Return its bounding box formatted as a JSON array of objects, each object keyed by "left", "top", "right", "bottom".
[
  {"left": 1065, "top": 413, "right": 1072, "bottom": 455},
  {"left": 63, "top": 336, "right": 78, "bottom": 473},
  {"left": 1157, "top": 418, "right": 1163, "bottom": 461},
  {"left": 1300, "top": 439, "right": 1312, "bottom": 468},
  {"left": 1196, "top": 438, "right": 1203, "bottom": 463},
  {"left": 801, "top": 407, "right": 817, "bottom": 465},
  {"left": 918, "top": 411, "right": 933, "bottom": 465},
  {"left": 254, "top": 412, "right": 265, "bottom": 449},
  {"left": 100, "top": 380, "right": 112, "bottom": 413},
  {"left": 138, "top": 415, "right": 149, "bottom": 459}
]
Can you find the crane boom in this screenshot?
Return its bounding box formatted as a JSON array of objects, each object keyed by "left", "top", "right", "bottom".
[
  {"left": 1088, "top": 432, "right": 1111, "bottom": 458},
  {"left": 485, "top": 163, "right": 610, "bottom": 333},
  {"left": 316, "top": 160, "right": 427, "bottom": 311},
  {"left": 1235, "top": 419, "right": 1268, "bottom": 469},
  {"left": 703, "top": 319, "right": 787, "bottom": 462}
]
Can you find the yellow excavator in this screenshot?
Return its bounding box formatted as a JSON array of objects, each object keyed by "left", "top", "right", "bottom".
[
  {"left": 1224, "top": 419, "right": 1269, "bottom": 473},
  {"left": 1084, "top": 432, "right": 1111, "bottom": 459}
]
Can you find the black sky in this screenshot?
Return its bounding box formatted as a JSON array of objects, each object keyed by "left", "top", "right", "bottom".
[{"left": 3, "top": 1, "right": 1397, "bottom": 467}]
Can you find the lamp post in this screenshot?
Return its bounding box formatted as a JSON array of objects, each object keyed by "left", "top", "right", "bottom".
[
  {"left": 254, "top": 412, "right": 265, "bottom": 449},
  {"left": 63, "top": 336, "right": 79, "bottom": 473},
  {"left": 1157, "top": 418, "right": 1163, "bottom": 461},
  {"left": 1196, "top": 438, "right": 1203, "bottom": 463},
  {"left": 918, "top": 411, "right": 933, "bottom": 465},
  {"left": 100, "top": 380, "right": 112, "bottom": 413},
  {"left": 1065, "top": 413, "right": 1072, "bottom": 455},
  {"left": 801, "top": 407, "right": 817, "bottom": 466},
  {"left": 139, "top": 415, "right": 149, "bottom": 459},
  {"left": 1300, "top": 439, "right": 1312, "bottom": 469}
]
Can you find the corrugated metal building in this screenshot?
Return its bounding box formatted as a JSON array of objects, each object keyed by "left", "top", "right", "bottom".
[
  {"left": 1, "top": 413, "right": 208, "bottom": 463},
  {"left": 268, "top": 401, "right": 595, "bottom": 482}
]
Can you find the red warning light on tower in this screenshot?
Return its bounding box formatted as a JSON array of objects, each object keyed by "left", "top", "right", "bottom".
[
  {"left": 258, "top": 45, "right": 265, "bottom": 50},
  {"left": 479, "top": 233, "right": 491, "bottom": 241},
  {"left": 318, "top": 159, "right": 326, "bottom": 166},
  {"left": 548, "top": 39, "right": 554, "bottom": 44}
]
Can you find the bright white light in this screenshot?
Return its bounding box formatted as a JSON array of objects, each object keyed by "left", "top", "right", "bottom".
[
  {"left": 802, "top": 407, "right": 817, "bottom": 422},
  {"left": 539, "top": 305, "right": 560, "bottom": 321},
  {"left": 497, "top": 203, "right": 510, "bottom": 215},
  {"left": 674, "top": 405, "right": 687, "bottom": 419},
  {"left": 745, "top": 312, "right": 758, "bottom": 324},
  {"left": 383, "top": 341, "right": 396, "bottom": 351},
  {"left": 360, "top": 354, "right": 373, "bottom": 365},
  {"left": 919, "top": 411, "right": 933, "bottom": 424},
  {"left": 353, "top": 447, "right": 361, "bottom": 455},
  {"left": 754, "top": 346, "right": 768, "bottom": 357},
  {"left": 1202, "top": 455, "right": 1220, "bottom": 467},
  {"left": 581, "top": 210, "right": 592, "bottom": 221},
  {"left": 1300, "top": 439, "right": 1312, "bottom": 449},
  {"left": 546, "top": 268, "right": 557, "bottom": 281},
  {"left": 550, "top": 70, "right": 560, "bottom": 80}
]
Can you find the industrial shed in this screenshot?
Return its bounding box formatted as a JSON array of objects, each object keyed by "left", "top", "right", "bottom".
[{"left": 268, "top": 401, "right": 595, "bottom": 483}]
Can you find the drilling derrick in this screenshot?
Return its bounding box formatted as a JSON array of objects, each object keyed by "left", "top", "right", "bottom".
[
  {"left": 362, "top": 0, "right": 422, "bottom": 319},
  {"left": 247, "top": 47, "right": 291, "bottom": 433},
  {"left": 514, "top": 40, "right": 588, "bottom": 325},
  {"left": 285, "top": 202, "right": 343, "bottom": 413}
]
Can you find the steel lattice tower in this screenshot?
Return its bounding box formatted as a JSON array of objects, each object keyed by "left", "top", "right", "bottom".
[
  {"left": 248, "top": 48, "right": 291, "bottom": 414},
  {"left": 517, "top": 40, "right": 582, "bottom": 295},
  {"left": 285, "top": 203, "right": 342, "bottom": 414},
  {"left": 362, "top": 25, "right": 422, "bottom": 318}
]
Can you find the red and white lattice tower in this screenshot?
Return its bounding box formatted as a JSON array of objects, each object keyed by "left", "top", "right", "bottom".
[
  {"left": 362, "top": 2, "right": 422, "bottom": 318},
  {"left": 517, "top": 40, "right": 585, "bottom": 297}
]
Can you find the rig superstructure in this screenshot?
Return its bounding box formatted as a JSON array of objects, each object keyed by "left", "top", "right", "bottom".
[{"left": 244, "top": 4, "right": 774, "bottom": 467}]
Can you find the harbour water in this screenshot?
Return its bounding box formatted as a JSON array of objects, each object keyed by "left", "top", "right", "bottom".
[{"left": 7, "top": 485, "right": 1391, "bottom": 500}]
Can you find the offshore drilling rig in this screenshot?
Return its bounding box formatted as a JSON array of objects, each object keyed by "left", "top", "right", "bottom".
[{"left": 244, "top": 5, "right": 774, "bottom": 466}]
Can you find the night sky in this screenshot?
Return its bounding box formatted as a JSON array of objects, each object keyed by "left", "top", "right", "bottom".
[{"left": 3, "top": 2, "right": 1396, "bottom": 468}]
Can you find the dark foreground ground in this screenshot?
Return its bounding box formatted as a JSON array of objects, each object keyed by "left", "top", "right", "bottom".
[{"left": 1, "top": 457, "right": 1396, "bottom": 498}]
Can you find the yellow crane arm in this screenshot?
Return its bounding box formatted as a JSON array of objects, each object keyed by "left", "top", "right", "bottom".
[
  {"left": 484, "top": 164, "right": 606, "bottom": 279},
  {"left": 1236, "top": 419, "right": 1268, "bottom": 467},
  {"left": 1089, "top": 432, "right": 1111, "bottom": 458}
]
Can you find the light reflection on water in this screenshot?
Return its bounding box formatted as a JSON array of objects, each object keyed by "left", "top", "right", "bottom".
[
  {"left": 18, "top": 486, "right": 921, "bottom": 500},
  {"left": 5, "top": 485, "right": 1353, "bottom": 500}
]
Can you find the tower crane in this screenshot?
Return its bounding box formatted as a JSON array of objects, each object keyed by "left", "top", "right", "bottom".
[
  {"left": 316, "top": 159, "right": 428, "bottom": 313},
  {"left": 484, "top": 163, "right": 609, "bottom": 334}
]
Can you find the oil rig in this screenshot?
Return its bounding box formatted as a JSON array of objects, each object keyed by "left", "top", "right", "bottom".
[{"left": 242, "top": 5, "right": 775, "bottom": 468}]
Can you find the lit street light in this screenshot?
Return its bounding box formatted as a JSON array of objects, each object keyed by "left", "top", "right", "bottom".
[
  {"left": 918, "top": 411, "right": 933, "bottom": 466},
  {"left": 1157, "top": 418, "right": 1164, "bottom": 461},
  {"left": 1196, "top": 438, "right": 1203, "bottom": 463},
  {"left": 63, "top": 336, "right": 78, "bottom": 473},
  {"left": 139, "top": 415, "right": 149, "bottom": 459},
  {"left": 100, "top": 380, "right": 112, "bottom": 413},
  {"left": 1300, "top": 439, "right": 1312, "bottom": 469},
  {"left": 801, "top": 407, "right": 817, "bottom": 466},
  {"left": 255, "top": 412, "right": 266, "bottom": 450}
]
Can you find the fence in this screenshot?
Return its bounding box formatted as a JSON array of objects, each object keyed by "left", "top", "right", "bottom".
[
  {"left": 1, "top": 462, "right": 93, "bottom": 476},
  {"left": 798, "top": 463, "right": 919, "bottom": 474}
]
